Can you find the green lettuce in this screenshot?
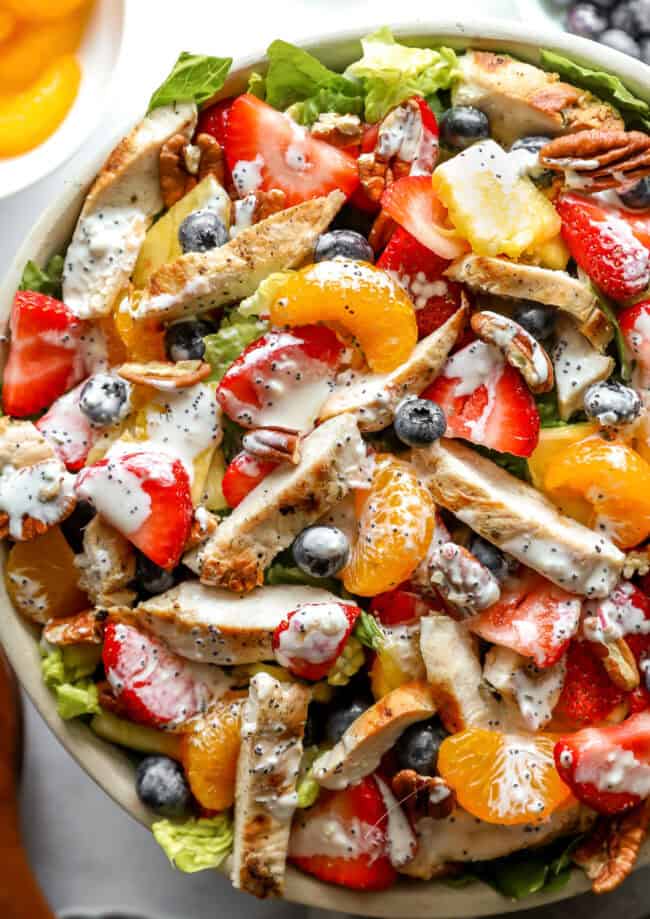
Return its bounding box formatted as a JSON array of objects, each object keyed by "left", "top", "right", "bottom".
[
  {"left": 152, "top": 814, "right": 233, "bottom": 873},
  {"left": 472, "top": 445, "right": 531, "bottom": 483},
  {"left": 203, "top": 311, "right": 268, "bottom": 383},
  {"left": 264, "top": 559, "right": 343, "bottom": 595},
  {"left": 591, "top": 284, "right": 631, "bottom": 382},
  {"left": 345, "top": 28, "right": 459, "bottom": 123},
  {"left": 263, "top": 40, "right": 363, "bottom": 125},
  {"left": 536, "top": 390, "right": 566, "bottom": 429},
  {"left": 41, "top": 645, "right": 101, "bottom": 719},
  {"left": 540, "top": 50, "right": 650, "bottom": 130},
  {"left": 296, "top": 746, "right": 322, "bottom": 809},
  {"left": 148, "top": 53, "right": 232, "bottom": 111},
  {"left": 247, "top": 71, "right": 266, "bottom": 99},
  {"left": 19, "top": 254, "right": 64, "bottom": 298},
  {"left": 353, "top": 610, "right": 384, "bottom": 651}
]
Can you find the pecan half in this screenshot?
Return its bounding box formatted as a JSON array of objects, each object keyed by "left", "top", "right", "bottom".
[
  {"left": 429, "top": 542, "right": 501, "bottom": 614},
  {"left": 159, "top": 133, "right": 226, "bottom": 209},
  {"left": 232, "top": 189, "right": 287, "bottom": 231},
  {"left": 117, "top": 360, "right": 211, "bottom": 389},
  {"left": 590, "top": 634, "right": 640, "bottom": 691},
  {"left": 392, "top": 769, "right": 456, "bottom": 821},
  {"left": 540, "top": 130, "right": 650, "bottom": 191},
  {"left": 574, "top": 798, "right": 650, "bottom": 893},
  {"left": 242, "top": 428, "right": 301, "bottom": 465},
  {"left": 471, "top": 310, "right": 554, "bottom": 394},
  {"left": 43, "top": 609, "right": 105, "bottom": 646},
  {"left": 196, "top": 132, "right": 226, "bottom": 185}
]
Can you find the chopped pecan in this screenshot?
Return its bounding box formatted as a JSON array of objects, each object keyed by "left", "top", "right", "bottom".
[
  {"left": 368, "top": 210, "right": 397, "bottom": 254},
  {"left": 43, "top": 609, "right": 105, "bottom": 646},
  {"left": 574, "top": 798, "right": 650, "bottom": 893},
  {"left": 252, "top": 188, "right": 287, "bottom": 222},
  {"left": 242, "top": 428, "right": 301, "bottom": 465},
  {"left": 429, "top": 542, "right": 501, "bottom": 614},
  {"left": 117, "top": 359, "right": 211, "bottom": 389},
  {"left": 623, "top": 547, "right": 650, "bottom": 580},
  {"left": 310, "top": 112, "right": 363, "bottom": 148},
  {"left": 160, "top": 133, "right": 198, "bottom": 208},
  {"left": 392, "top": 769, "right": 456, "bottom": 821},
  {"left": 358, "top": 152, "right": 388, "bottom": 204},
  {"left": 471, "top": 310, "right": 554, "bottom": 394},
  {"left": 590, "top": 634, "right": 640, "bottom": 691},
  {"left": 540, "top": 130, "right": 650, "bottom": 191}
]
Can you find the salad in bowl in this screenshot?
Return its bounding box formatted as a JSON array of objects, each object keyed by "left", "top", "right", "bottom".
[{"left": 4, "top": 24, "right": 650, "bottom": 907}]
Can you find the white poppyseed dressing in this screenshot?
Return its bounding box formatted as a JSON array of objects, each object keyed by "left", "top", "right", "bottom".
[
  {"left": 79, "top": 323, "right": 109, "bottom": 374},
  {"left": 230, "top": 194, "right": 257, "bottom": 238},
  {"left": 76, "top": 459, "right": 152, "bottom": 535},
  {"left": 512, "top": 658, "right": 567, "bottom": 732},
  {"left": 575, "top": 743, "right": 650, "bottom": 798},
  {"left": 109, "top": 383, "right": 220, "bottom": 484},
  {"left": 583, "top": 581, "right": 650, "bottom": 644},
  {"left": 275, "top": 602, "right": 350, "bottom": 667},
  {"left": 232, "top": 155, "right": 265, "bottom": 196},
  {"left": 442, "top": 340, "right": 503, "bottom": 440},
  {"left": 595, "top": 216, "right": 649, "bottom": 290},
  {"left": 0, "top": 460, "right": 75, "bottom": 540},
  {"left": 374, "top": 775, "right": 417, "bottom": 868},
  {"left": 289, "top": 813, "right": 385, "bottom": 862},
  {"left": 488, "top": 734, "right": 551, "bottom": 820}
]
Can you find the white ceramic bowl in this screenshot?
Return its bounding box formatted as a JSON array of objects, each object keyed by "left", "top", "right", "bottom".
[
  {"left": 0, "top": 0, "right": 126, "bottom": 200},
  {"left": 1, "top": 18, "right": 650, "bottom": 917}
]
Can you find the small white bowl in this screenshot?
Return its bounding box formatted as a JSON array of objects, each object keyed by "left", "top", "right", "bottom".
[{"left": 0, "top": 0, "right": 126, "bottom": 200}]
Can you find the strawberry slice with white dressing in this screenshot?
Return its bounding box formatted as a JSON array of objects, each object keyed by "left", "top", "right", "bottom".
[
  {"left": 422, "top": 340, "right": 540, "bottom": 457},
  {"left": 620, "top": 299, "right": 650, "bottom": 388},
  {"left": 103, "top": 621, "right": 229, "bottom": 728},
  {"left": 216, "top": 325, "right": 344, "bottom": 432},
  {"left": 272, "top": 601, "right": 361, "bottom": 680},
  {"left": 381, "top": 175, "right": 469, "bottom": 260},
  {"left": 221, "top": 450, "right": 279, "bottom": 508},
  {"left": 225, "top": 93, "right": 359, "bottom": 206},
  {"left": 555, "top": 711, "right": 650, "bottom": 815},
  {"left": 36, "top": 381, "right": 98, "bottom": 472},
  {"left": 76, "top": 451, "right": 193, "bottom": 569},
  {"left": 469, "top": 571, "right": 581, "bottom": 668}
]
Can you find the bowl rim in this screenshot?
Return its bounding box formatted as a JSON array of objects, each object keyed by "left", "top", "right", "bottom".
[{"left": 2, "top": 16, "right": 650, "bottom": 917}]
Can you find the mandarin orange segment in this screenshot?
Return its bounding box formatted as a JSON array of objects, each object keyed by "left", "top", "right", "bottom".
[
  {"left": 5, "top": 525, "right": 87, "bottom": 622},
  {"left": 268, "top": 259, "right": 417, "bottom": 373},
  {"left": 544, "top": 435, "right": 650, "bottom": 549},
  {"left": 1, "top": 0, "right": 89, "bottom": 21},
  {"left": 437, "top": 728, "right": 571, "bottom": 826},
  {"left": 0, "top": 11, "right": 86, "bottom": 93},
  {"left": 113, "top": 302, "right": 166, "bottom": 362},
  {"left": 180, "top": 692, "right": 246, "bottom": 811},
  {"left": 342, "top": 455, "right": 434, "bottom": 596}
]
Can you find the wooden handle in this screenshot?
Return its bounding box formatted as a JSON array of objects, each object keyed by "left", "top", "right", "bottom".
[{"left": 0, "top": 649, "right": 56, "bottom": 919}]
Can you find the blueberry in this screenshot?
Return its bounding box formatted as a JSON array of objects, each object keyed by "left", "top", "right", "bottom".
[
  {"left": 583, "top": 380, "right": 642, "bottom": 426},
  {"left": 439, "top": 106, "right": 490, "bottom": 150},
  {"left": 324, "top": 698, "right": 371, "bottom": 745},
  {"left": 135, "top": 755, "right": 191, "bottom": 817},
  {"left": 60, "top": 499, "right": 96, "bottom": 553},
  {"left": 293, "top": 525, "right": 350, "bottom": 579},
  {"left": 469, "top": 535, "right": 511, "bottom": 581},
  {"left": 640, "top": 36, "right": 650, "bottom": 64},
  {"left": 79, "top": 373, "right": 129, "bottom": 426},
  {"left": 394, "top": 397, "right": 446, "bottom": 447},
  {"left": 512, "top": 302, "right": 556, "bottom": 342},
  {"left": 600, "top": 28, "right": 641, "bottom": 56},
  {"left": 611, "top": 0, "right": 650, "bottom": 34},
  {"left": 566, "top": 2, "right": 607, "bottom": 37},
  {"left": 314, "top": 229, "right": 374, "bottom": 263},
  {"left": 620, "top": 176, "right": 650, "bottom": 209},
  {"left": 136, "top": 550, "right": 176, "bottom": 596},
  {"left": 164, "top": 318, "right": 215, "bottom": 362},
  {"left": 178, "top": 210, "right": 228, "bottom": 254},
  {"left": 395, "top": 719, "right": 449, "bottom": 775}
]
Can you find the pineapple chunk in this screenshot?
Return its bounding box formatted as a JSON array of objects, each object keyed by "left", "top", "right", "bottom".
[
  {"left": 528, "top": 422, "right": 598, "bottom": 525},
  {"left": 200, "top": 448, "right": 228, "bottom": 512},
  {"left": 132, "top": 176, "right": 231, "bottom": 287},
  {"left": 523, "top": 234, "right": 570, "bottom": 271},
  {"left": 432, "top": 140, "right": 561, "bottom": 259}
]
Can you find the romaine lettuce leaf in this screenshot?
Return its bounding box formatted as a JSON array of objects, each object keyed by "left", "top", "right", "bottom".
[
  {"left": 203, "top": 311, "right": 268, "bottom": 382},
  {"left": 19, "top": 254, "right": 64, "bottom": 298},
  {"left": 353, "top": 610, "right": 384, "bottom": 651},
  {"left": 540, "top": 50, "right": 650, "bottom": 130},
  {"left": 264, "top": 560, "right": 342, "bottom": 594},
  {"left": 41, "top": 645, "right": 101, "bottom": 719},
  {"left": 536, "top": 390, "right": 567, "bottom": 429},
  {"left": 345, "top": 27, "right": 459, "bottom": 123},
  {"left": 264, "top": 39, "right": 363, "bottom": 124},
  {"left": 152, "top": 814, "right": 233, "bottom": 873},
  {"left": 148, "top": 53, "right": 232, "bottom": 111}
]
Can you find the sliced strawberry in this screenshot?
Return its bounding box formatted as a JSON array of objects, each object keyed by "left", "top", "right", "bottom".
[
  {"left": 225, "top": 94, "right": 359, "bottom": 206},
  {"left": 103, "top": 621, "right": 223, "bottom": 728},
  {"left": 216, "top": 325, "right": 344, "bottom": 431},
  {"left": 620, "top": 298, "right": 650, "bottom": 387},
  {"left": 222, "top": 450, "right": 278, "bottom": 507},
  {"left": 381, "top": 175, "right": 469, "bottom": 260},
  {"left": 377, "top": 226, "right": 464, "bottom": 338},
  {"left": 76, "top": 451, "right": 193, "bottom": 569},
  {"left": 469, "top": 571, "right": 581, "bottom": 668},
  {"left": 554, "top": 639, "right": 625, "bottom": 726},
  {"left": 556, "top": 193, "right": 650, "bottom": 301},
  {"left": 555, "top": 711, "right": 650, "bottom": 815},
  {"left": 370, "top": 583, "right": 437, "bottom": 626},
  {"left": 273, "top": 601, "right": 361, "bottom": 680},
  {"left": 196, "top": 98, "right": 233, "bottom": 147},
  {"left": 422, "top": 340, "right": 540, "bottom": 457},
  {"left": 3, "top": 290, "right": 85, "bottom": 417},
  {"left": 36, "top": 381, "right": 97, "bottom": 471},
  {"left": 290, "top": 775, "right": 397, "bottom": 890}
]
